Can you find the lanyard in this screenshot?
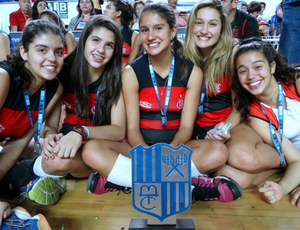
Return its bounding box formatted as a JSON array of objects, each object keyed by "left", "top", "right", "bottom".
[
  {"left": 148, "top": 54, "right": 175, "bottom": 127},
  {"left": 198, "top": 79, "right": 206, "bottom": 114},
  {"left": 91, "top": 84, "right": 101, "bottom": 126},
  {"left": 23, "top": 84, "right": 46, "bottom": 155},
  {"left": 120, "top": 25, "right": 124, "bottom": 32},
  {"left": 258, "top": 82, "right": 285, "bottom": 165}
]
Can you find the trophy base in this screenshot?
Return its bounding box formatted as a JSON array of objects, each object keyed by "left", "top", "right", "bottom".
[{"left": 128, "top": 219, "right": 195, "bottom": 230}]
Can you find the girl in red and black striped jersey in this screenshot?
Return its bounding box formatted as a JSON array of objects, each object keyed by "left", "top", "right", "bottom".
[
  {"left": 184, "top": 0, "right": 280, "bottom": 192},
  {"left": 0, "top": 20, "right": 65, "bottom": 205},
  {"left": 103, "top": 0, "right": 142, "bottom": 69},
  {"left": 232, "top": 38, "right": 300, "bottom": 207},
  {"left": 82, "top": 3, "right": 242, "bottom": 203}
]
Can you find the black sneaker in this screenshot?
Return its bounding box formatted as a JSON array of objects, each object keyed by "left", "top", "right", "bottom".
[
  {"left": 192, "top": 175, "right": 242, "bottom": 202},
  {"left": 86, "top": 172, "right": 130, "bottom": 194}
]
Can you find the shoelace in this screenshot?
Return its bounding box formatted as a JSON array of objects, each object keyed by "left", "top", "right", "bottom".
[
  {"left": 104, "top": 181, "right": 131, "bottom": 195},
  {"left": 192, "top": 178, "right": 220, "bottom": 202}
]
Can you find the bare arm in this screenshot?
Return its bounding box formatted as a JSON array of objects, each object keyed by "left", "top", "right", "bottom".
[
  {"left": 250, "top": 117, "right": 300, "bottom": 197},
  {"left": 122, "top": 66, "right": 148, "bottom": 148},
  {"left": 65, "top": 32, "right": 76, "bottom": 54},
  {"left": 127, "top": 31, "right": 141, "bottom": 65},
  {"left": 170, "top": 65, "right": 202, "bottom": 147},
  {"left": 0, "top": 33, "right": 10, "bottom": 60}
]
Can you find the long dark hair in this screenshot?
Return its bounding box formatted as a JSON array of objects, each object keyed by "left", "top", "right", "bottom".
[
  {"left": 31, "top": 0, "right": 48, "bottom": 20},
  {"left": 7, "top": 19, "right": 63, "bottom": 89},
  {"left": 139, "top": 2, "right": 188, "bottom": 79},
  {"left": 232, "top": 38, "right": 300, "bottom": 124},
  {"left": 65, "top": 15, "right": 123, "bottom": 126},
  {"left": 110, "top": 0, "right": 134, "bottom": 26}
]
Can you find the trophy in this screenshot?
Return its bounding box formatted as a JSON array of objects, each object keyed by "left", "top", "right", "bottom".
[{"left": 129, "top": 143, "right": 195, "bottom": 230}]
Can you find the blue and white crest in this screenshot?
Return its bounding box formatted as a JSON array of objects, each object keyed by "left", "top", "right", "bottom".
[{"left": 130, "top": 143, "right": 192, "bottom": 222}]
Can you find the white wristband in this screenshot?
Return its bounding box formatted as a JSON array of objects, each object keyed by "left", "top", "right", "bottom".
[{"left": 82, "top": 125, "right": 90, "bottom": 140}]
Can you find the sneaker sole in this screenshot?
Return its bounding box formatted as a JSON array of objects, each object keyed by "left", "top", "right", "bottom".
[
  {"left": 27, "top": 177, "right": 66, "bottom": 206},
  {"left": 86, "top": 172, "right": 98, "bottom": 193}
]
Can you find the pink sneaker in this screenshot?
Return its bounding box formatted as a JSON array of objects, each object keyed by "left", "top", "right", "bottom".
[
  {"left": 192, "top": 175, "right": 242, "bottom": 202},
  {"left": 86, "top": 172, "right": 130, "bottom": 194}
]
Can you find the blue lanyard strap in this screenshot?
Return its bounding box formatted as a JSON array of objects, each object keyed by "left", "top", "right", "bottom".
[
  {"left": 120, "top": 25, "right": 124, "bottom": 32},
  {"left": 148, "top": 54, "right": 175, "bottom": 127},
  {"left": 23, "top": 84, "right": 46, "bottom": 155},
  {"left": 258, "top": 82, "right": 285, "bottom": 165},
  {"left": 198, "top": 78, "right": 206, "bottom": 114}
]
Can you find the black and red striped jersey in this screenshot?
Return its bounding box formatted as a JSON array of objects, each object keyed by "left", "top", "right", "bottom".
[
  {"left": 196, "top": 74, "right": 232, "bottom": 139},
  {"left": 58, "top": 64, "right": 103, "bottom": 135},
  {"left": 130, "top": 54, "right": 194, "bottom": 145},
  {"left": 0, "top": 62, "right": 59, "bottom": 139}
]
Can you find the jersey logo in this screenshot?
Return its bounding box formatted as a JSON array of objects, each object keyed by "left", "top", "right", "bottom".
[
  {"left": 176, "top": 99, "right": 184, "bottom": 110},
  {"left": 140, "top": 101, "right": 152, "bottom": 109},
  {"left": 0, "top": 124, "right": 4, "bottom": 132}
]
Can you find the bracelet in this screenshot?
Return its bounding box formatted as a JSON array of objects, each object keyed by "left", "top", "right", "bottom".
[
  {"left": 73, "top": 126, "right": 88, "bottom": 141},
  {"left": 82, "top": 125, "right": 90, "bottom": 140}
]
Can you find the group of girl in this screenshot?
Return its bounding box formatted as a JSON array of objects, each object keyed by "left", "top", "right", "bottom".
[{"left": 1, "top": 0, "right": 300, "bottom": 213}]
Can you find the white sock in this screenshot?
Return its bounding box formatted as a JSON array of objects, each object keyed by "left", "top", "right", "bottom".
[
  {"left": 33, "top": 156, "right": 65, "bottom": 179},
  {"left": 107, "top": 154, "right": 132, "bottom": 188},
  {"left": 191, "top": 160, "right": 204, "bottom": 178}
]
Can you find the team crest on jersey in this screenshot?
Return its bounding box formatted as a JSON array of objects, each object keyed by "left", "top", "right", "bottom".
[
  {"left": 91, "top": 105, "right": 95, "bottom": 115},
  {"left": 130, "top": 143, "right": 192, "bottom": 222},
  {"left": 63, "top": 100, "right": 71, "bottom": 110},
  {"left": 215, "top": 83, "right": 221, "bottom": 93},
  {"left": 176, "top": 99, "right": 184, "bottom": 110},
  {"left": 0, "top": 124, "right": 4, "bottom": 132},
  {"left": 139, "top": 101, "right": 152, "bottom": 109}
]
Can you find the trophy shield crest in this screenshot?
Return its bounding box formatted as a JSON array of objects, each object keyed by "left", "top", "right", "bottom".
[{"left": 130, "top": 143, "right": 192, "bottom": 222}]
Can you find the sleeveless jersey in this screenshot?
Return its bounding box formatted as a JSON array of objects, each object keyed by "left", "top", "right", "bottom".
[
  {"left": 122, "top": 26, "right": 133, "bottom": 63},
  {"left": 196, "top": 74, "right": 232, "bottom": 139},
  {"left": 130, "top": 54, "right": 194, "bottom": 145},
  {"left": 58, "top": 63, "right": 103, "bottom": 135},
  {"left": 0, "top": 62, "right": 59, "bottom": 139},
  {"left": 249, "top": 81, "right": 300, "bottom": 129}
]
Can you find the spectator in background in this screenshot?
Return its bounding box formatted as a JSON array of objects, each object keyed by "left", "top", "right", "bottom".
[
  {"left": 247, "top": 1, "right": 261, "bottom": 18},
  {"left": 258, "top": 18, "right": 269, "bottom": 36},
  {"left": 132, "top": 0, "right": 145, "bottom": 29},
  {"left": 68, "top": 0, "right": 95, "bottom": 31},
  {"left": 94, "top": 0, "right": 104, "bottom": 14},
  {"left": 168, "top": 0, "right": 187, "bottom": 27},
  {"left": 104, "top": 0, "right": 142, "bottom": 69},
  {"left": 279, "top": 0, "right": 300, "bottom": 65},
  {"left": 0, "top": 30, "right": 15, "bottom": 60},
  {"left": 0, "top": 18, "right": 10, "bottom": 34},
  {"left": 275, "top": 1, "right": 283, "bottom": 35},
  {"left": 9, "top": 0, "right": 32, "bottom": 31},
  {"left": 26, "top": 0, "right": 48, "bottom": 23},
  {"left": 269, "top": 13, "right": 277, "bottom": 36},
  {"left": 40, "top": 9, "right": 76, "bottom": 57},
  {"left": 258, "top": 2, "right": 269, "bottom": 22},
  {"left": 220, "top": 0, "right": 260, "bottom": 40},
  {"left": 240, "top": 3, "right": 248, "bottom": 13}
]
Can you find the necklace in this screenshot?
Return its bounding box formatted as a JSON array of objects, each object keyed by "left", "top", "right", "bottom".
[
  {"left": 270, "top": 87, "right": 279, "bottom": 101},
  {"left": 159, "top": 76, "right": 169, "bottom": 96}
]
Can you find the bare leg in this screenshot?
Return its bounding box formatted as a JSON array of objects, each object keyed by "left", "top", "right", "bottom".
[
  {"left": 186, "top": 139, "right": 228, "bottom": 174},
  {"left": 81, "top": 139, "right": 131, "bottom": 178},
  {"left": 42, "top": 146, "right": 93, "bottom": 178},
  {"left": 217, "top": 123, "right": 284, "bottom": 189},
  {"left": 226, "top": 123, "right": 281, "bottom": 173},
  {"left": 215, "top": 164, "right": 281, "bottom": 189}
]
